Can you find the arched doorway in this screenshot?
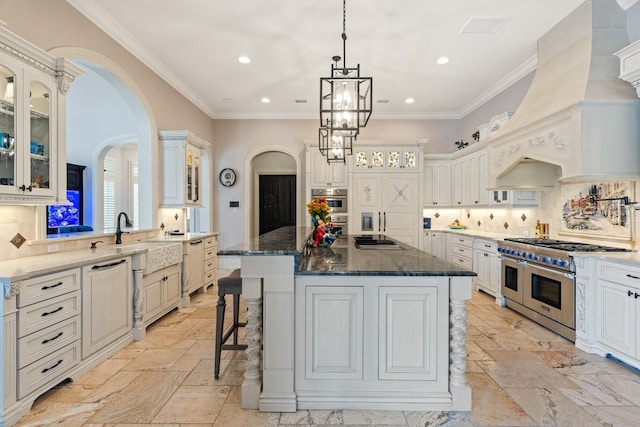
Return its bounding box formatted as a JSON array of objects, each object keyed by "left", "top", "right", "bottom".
[{"left": 247, "top": 149, "right": 300, "bottom": 240}]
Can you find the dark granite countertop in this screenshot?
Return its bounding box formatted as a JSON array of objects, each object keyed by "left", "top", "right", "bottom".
[
  {"left": 217, "top": 226, "right": 311, "bottom": 257},
  {"left": 298, "top": 233, "right": 477, "bottom": 276},
  {"left": 219, "top": 226, "right": 475, "bottom": 277}
]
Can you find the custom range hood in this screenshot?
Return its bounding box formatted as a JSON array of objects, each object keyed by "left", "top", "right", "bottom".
[{"left": 486, "top": 0, "right": 640, "bottom": 189}]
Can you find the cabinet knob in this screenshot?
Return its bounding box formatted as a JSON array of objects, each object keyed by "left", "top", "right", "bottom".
[{"left": 628, "top": 290, "right": 634, "bottom": 297}]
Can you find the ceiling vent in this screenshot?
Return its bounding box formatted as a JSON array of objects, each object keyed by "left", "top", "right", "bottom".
[
  {"left": 460, "top": 17, "right": 506, "bottom": 34},
  {"left": 376, "top": 99, "right": 390, "bottom": 104},
  {"left": 294, "top": 99, "right": 307, "bottom": 103}
]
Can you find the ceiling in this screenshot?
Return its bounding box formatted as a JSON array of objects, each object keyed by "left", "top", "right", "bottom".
[{"left": 67, "top": 0, "right": 588, "bottom": 120}]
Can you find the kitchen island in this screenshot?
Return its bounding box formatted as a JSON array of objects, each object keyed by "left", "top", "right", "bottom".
[{"left": 217, "top": 226, "right": 475, "bottom": 412}]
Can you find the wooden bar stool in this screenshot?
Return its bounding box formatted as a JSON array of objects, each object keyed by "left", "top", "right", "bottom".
[{"left": 214, "top": 269, "right": 247, "bottom": 379}]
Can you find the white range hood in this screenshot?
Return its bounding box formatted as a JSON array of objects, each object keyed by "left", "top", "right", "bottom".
[{"left": 487, "top": 0, "right": 640, "bottom": 189}]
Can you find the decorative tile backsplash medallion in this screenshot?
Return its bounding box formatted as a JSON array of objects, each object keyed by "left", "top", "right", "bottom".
[
  {"left": 174, "top": 213, "right": 179, "bottom": 220},
  {"left": 504, "top": 222, "right": 509, "bottom": 229},
  {"left": 521, "top": 213, "right": 527, "bottom": 222},
  {"left": 560, "top": 181, "right": 633, "bottom": 240},
  {"left": 477, "top": 220, "right": 481, "bottom": 227},
  {"left": 490, "top": 213, "right": 494, "bottom": 220},
  {"left": 467, "top": 212, "right": 471, "bottom": 218},
  {"left": 434, "top": 212, "right": 440, "bottom": 218},
  {"left": 11, "top": 232, "right": 26, "bottom": 249}
]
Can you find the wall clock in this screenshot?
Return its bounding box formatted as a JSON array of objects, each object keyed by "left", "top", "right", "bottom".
[{"left": 219, "top": 168, "right": 237, "bottom": 187}]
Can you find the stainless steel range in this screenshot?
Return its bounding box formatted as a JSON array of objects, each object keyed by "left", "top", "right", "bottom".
[{"left": 498, "top": 238, "right": 632, "bottom": 342}]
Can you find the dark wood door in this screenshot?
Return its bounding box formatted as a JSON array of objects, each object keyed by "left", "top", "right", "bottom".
[{"left": 259, "top": 175, "right": 296, "bottom": 235}]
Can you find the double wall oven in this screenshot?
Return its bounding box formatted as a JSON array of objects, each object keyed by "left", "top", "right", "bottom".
[{"left": 499, "top": 238, "right": 631, "bottom": 342}]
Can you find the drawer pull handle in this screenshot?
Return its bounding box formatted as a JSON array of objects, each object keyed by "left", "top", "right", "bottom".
[
  {"left": 459, "top": 248, "right": 464, "bottom": 252},
  {"left": 41, "top": 359, "right": 63, "bottom": 374},
  {"left": 484, "top": 244, "right": 491, "bottom": 248},
  {"left": 42, "top": 332, "right": 63, "bottom": 344},
  {"left": 190, "top": 240, "right": 203, "bottom": 245},
  {"left": 627, "top": 274, "right": 640, "bottom": 280},
  {"left": 636, "top": 293, "right": 640, "bottom": 299},
  {"left": 41, "top": 307, "right": 63, "bottom": 317},
  {"left": 42, "top": 281, "right": 63, "bottom": 290},
  {"left": 92, "top": 259, "right": 126, "bottom": 270},
  {"left": 629, "top": 290, "right": 634, "bottom": 297}
]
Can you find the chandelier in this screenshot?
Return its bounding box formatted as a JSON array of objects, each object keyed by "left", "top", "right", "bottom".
[{"left": 319, "top": 0, "right": 373, "bottom": 163}]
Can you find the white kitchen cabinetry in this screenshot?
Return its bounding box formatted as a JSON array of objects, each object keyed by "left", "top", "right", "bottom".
[
  {"left": 307, "top": 145, "right": 348, "bottom": 188},
  {"left": 204, "top": 235, "right": 218, "bottom": 290},
  {"left": 15, "top": 268, "right": 81, "bottom": 400},
  {"left": 81, "top": 258, "right": 132, "bottom": 359},
  {"left": 423, "top": 156, "right": 451, "bottom": 206},
  {"left": 472, "top": 238, "right": 500, "bottom": 298},
  {"left": 595, "top": 261, "right": 640, "bottom": 363},
  {"left": 423, "top": 230, "right": 449, "bottom": 260},
  {"left": 142, "top": 263, "right": 181, "bottom": 326},
  {"left": 352, "top": 173, "right": 420, "bottom": 247},
  {"left": 0, "top": 27, "right": 81, "bottom": 205},
  {"left": 353, "top": 143, "right": 423, "bottom": 171},
  {"left": 295, "top": 277, "right": 449, "bottom": 404},
  {"left": 160, "top": 130, "right": 210, "bottom": 207},
  {"left": 449, "top": 235, "right": 473, "bottom": 271},
  {"left": 451, "top": 145, "right": 488, "bottom": 206}
]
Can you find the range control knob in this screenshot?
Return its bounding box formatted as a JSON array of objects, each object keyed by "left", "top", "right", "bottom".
[
  {"left": 541, "top": 256, "right": 552, "bottom": 263},
  {"left": 558, "top": 260, "right": 569, "bottom": 268},
  {"left": 551, "top": 259, "right": 559, "bottom": 266}
]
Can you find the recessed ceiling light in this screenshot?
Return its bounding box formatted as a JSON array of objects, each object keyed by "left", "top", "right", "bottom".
[
  {"left": 376, "top": 99, "right": 390, "bottom": 104},
  {"left": 261, "top": 97, "right": 270, "bottom": 103},
  {"left": 405, "top": 98, "right": 415, "bottom": 104},
  {"left": 222, "top": 98, "right": 232, "bottom": 104},
  {"left": 295, "top": 99, "right": 308, "bottom": 103},
  {"left": 436, "top": 56, "right": 450, "bottom": 65},
  {"left": 238, "top": 56, "right": 251, "bottom": 64}
]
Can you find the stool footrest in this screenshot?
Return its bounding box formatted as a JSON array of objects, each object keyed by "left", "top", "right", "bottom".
[{"left": 221, "top": 323, "right": 247, "bottom": 344}]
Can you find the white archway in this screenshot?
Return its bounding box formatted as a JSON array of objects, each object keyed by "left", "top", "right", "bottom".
[
  {"left": 48, "top": 47, "right": 157, "bottom": 231},
  {"left": 243, "top": 146, "right": 302, "bottom": 241}
]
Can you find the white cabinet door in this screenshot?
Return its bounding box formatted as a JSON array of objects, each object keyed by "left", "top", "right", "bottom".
[
  {"left": 383, "top": 174, "right": 420, "bottom": 247},
  {"left": 451, "top": 160, "right": 462, "bottom": 206},
  {"left": 431, "top": 232, "right": 448, "bottom": 260},
  {"left": 386, "top": 147, "right": 420, "bottom": 170},
  {"left": 143, "top": 276, "right": 164, "bottom": 321},
  {"left": 305, "top": 286, "right": 364, "bottom": 380},
  {"left": 597, "top": 279, "right": 636, "bottom": 357},
  {"left": 186, "top": 239, "right": 205, "bottom": 294},
  {"left": 82, "top": 258, "right": 132, "bottom": 358},
  {"left": 353, "top": 174, "right": 383, "bottom": 234},
  {"left": 164, "top": 268, "right": 182, "bottom": 308},
  {"left": 378, "top": 286, "right": 440, "bottom": 381},
  {"left": 424, "top": 160, "right": 451, "bottom": 206},
  {"left": 476, "top": 151, "right": 489, "bottom": 206},
  {"left": 310, "top": 149, "right": 348, "bottom": 187}
]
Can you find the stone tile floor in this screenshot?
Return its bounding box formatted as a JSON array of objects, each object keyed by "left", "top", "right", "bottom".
[{"left": 15, "top": 275, "right": 640, "bottom": 426}]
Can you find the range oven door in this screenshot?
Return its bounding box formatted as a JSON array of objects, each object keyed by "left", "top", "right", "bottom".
[
  {"left": 501, "top": 257, "right": 525, "bottom": 304},
  {"left": 522, "top": 264, "right": 575, "bottom": 329}
]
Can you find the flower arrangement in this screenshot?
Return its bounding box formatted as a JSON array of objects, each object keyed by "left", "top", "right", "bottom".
[{"left": 306, "top": 197, "right": 331, "bottom": 221}]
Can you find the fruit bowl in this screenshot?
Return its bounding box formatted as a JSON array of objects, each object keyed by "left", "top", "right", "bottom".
[{"left": 448, "top": 225, "right": 467, "bottom": 229}]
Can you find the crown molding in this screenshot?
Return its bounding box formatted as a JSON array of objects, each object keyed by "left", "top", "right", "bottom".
[
  {"left": 458, "top": 55, "right": 537, "bottom": 118},
  {"left": 617, "top": 0, "right": 640, "bottom": 10},
  {"left": 66, "top": 0, "right": 216, "bottom": 118}
]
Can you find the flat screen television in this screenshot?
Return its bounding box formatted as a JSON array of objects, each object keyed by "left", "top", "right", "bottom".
[{"left": 47, "top": 189, "right": 81, "bottom": 233}]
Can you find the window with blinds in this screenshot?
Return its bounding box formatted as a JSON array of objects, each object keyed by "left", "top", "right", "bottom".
[
  {"left": 131, "top": 161, "right": 139, "bottom": 229},
  {"left": 103, "top": 154, "right": 116, "bottom": 230}
]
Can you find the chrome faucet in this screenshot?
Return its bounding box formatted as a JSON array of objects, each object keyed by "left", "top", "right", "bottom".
[{"left": 115, "top": 211, "right": 132, "bottom": 245}]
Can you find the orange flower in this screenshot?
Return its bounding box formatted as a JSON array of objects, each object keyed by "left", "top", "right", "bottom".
[{"left": 306, "top": 197, "right": 331, "bottom": 220}]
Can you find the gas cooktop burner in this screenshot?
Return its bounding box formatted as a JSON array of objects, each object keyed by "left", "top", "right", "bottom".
[{"left": 502, "top": 237, "right": 631, "bottom": 252}]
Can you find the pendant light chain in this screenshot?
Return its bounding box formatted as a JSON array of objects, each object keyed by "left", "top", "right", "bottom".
[{"left": 342, "top": 0, "right": 347, "bottom": 71}]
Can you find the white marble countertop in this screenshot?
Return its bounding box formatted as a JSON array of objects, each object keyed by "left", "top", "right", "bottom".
[{"left": 0, "top": 232, "right": 219, "bottom": 282}]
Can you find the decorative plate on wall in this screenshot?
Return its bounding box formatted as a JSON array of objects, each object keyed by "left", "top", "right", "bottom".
[{"left": 219, "top": 168, "right": 236, "bottom": 187}]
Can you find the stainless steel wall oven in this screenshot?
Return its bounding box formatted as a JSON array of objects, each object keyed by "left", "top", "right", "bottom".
[{"left": 311, "top": 188, "right": 347, "bottom": 213}]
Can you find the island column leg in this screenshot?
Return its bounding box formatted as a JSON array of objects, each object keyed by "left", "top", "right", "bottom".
[
  {"left": 449, "top": 276, "right": 472, "bottom": 411},
  {"left": 241, "top": 276, "right": 262, "bottom": 409}
]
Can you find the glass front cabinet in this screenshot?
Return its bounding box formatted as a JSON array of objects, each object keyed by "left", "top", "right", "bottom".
[
  {"left": 160, "top": 130, "right": 209, "bottom": 207},
  {"left": 0, "top": 28, "right": 81, "bottom": 204},
  {"left": 353, "top": 143, "right": 423, "bottom": 171}
]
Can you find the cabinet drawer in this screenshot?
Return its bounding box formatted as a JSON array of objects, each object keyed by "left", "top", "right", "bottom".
[
  {"left": 599, "top": 261, "right": 640, "bottom": 287},
  {"left": 17, "top": 268, "right": 81, "bottom": 308},
  {"left": 18, "top": 340, "right": 80, "bottom": 399},
  {"left": 450, "top": 235, "right": 473, "bottom": 248},
  {"left": 18, "top": 291, "right": 81, "bottom": 338},
  {"left": 204, "top": 247, "right": 216, "bottom": 261},
  {"left": 474, "top": 239, "right": 497, "bottom": 253},
  {"left": 204, "top": 257, "right": 216, "bottom": 273},
  {"left": 451, "top": 244, "right": 472, "bottom": 258},
  {"left": 205, "top": 270, "right": 216, "bottom": 285},
  {"left": 18, "top": 315, "right": 81, "bottom": 369},
  {"left": 450, "top": 254, "right": 472, "bottom": 270},
  {"left": 205, "top": 236, "right": 217, "bottom": 248}
]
